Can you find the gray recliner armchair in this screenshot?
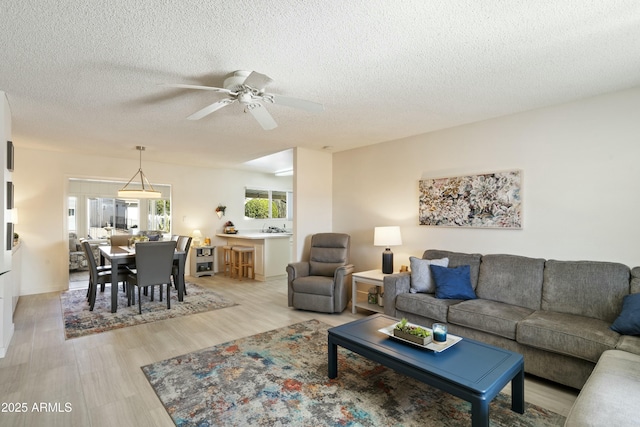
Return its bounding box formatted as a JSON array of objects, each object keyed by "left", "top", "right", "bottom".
[{"left": 287, "top": 233, "right": 354, "bottom": 313}]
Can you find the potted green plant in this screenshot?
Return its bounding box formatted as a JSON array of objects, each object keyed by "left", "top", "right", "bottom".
[
  {"left": 393, "top": 318, "right": 432, "bottom": 345},
  {"left": 215, "top": 204, "right": 226, "bottom": 218}
]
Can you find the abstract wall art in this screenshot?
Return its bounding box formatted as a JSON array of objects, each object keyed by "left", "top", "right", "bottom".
[{"left": 419, "top": 170, "right": 522, "bottom": 228}]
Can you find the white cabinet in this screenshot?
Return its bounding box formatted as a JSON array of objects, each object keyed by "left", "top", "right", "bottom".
[
  {"left": 216, "top": 233, "right": 292, "bottom": 281},
  {"left": 0, "top": 92, "right": 13, "bottom": 358},
  {"left": 191, "top": 246, "right": 215, "bottom": 277}
]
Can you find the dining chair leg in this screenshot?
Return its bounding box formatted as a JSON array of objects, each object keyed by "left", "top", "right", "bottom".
[
  {"left": 138, "top": 287, "right": 142, "bottom": 314},
  {"left": 166, "top": 283, "right": 171, "bottom": 310},
  {"left": 88, "top": 282, "right": 97, "bottom": 311}
]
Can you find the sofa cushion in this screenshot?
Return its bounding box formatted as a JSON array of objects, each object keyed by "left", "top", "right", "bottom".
[
  {"left": 631, "top": 267, "right": 640, "bottom": 294},
  {"left": 395, "top": 293, "right": 461, "bottom": 323},
  {"left": 542, "top": 260, "right": 630, "bottom": 323},
  {"left": 423, "top": 250, "right": 482, "bottom": 289},
  {"left": 448, "top": 299, "right": 534, "bottom": 340},
  {"left": 476, "top": 254, "right": 545, "bottom": 310},
  {"left": 517, "top": 310, "right": 619, "bottom": 363},
  {"left": 565, "top": 350, "right": 640, "bottom": 427},
  {"left": 610, "top": 293, "right": 640, "bottom": 335},
  {"left": 430, "top": 265, "right": 477, "bottom": 300},
  {"left": 409, "top": 256, "right": 449, "bottom": 293}
]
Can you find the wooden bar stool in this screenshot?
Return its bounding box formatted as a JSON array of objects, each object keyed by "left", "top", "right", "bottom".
[
  {"left": 232, "top": 246, "right": 255, "bottom": 280},
  {"left": 222, "top": 245, "right": 233, "bottom": 277}
]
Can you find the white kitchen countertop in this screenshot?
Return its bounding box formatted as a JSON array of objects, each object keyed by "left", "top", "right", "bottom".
[{"left": 216, "top": 232, "right": 292, "bottom": 239}]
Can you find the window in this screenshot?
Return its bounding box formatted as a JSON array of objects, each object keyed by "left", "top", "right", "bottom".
[
  {"left": 87, "top": 198, "right": 140, "bottom": 238},
  {"left": 68, "top": 178, "right": 171, "bottom": 239},
  {"left": 68, "top": 197, "right": 77, "bottom": 233},
  {"left": 149, "top": 199, "right": 171, "bottom": 232},
  {"left": 244, "top": 188, "right": 292, "bottom": 220}
]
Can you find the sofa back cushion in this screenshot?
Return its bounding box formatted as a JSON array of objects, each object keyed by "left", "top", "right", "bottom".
[
  {"left": 542, "top": 260, "right": 630, "bottom": 323},
  {"left": 631, "top": 267, "right": 640, "bottom": 294},
  {"left": 477, "top": 254, "right": 545, "bottom": 310},
  {"left": 423, "top": 250, "right": 482, "bottom": 289}
]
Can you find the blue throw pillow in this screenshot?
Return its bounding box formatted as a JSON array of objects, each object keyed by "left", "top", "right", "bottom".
[
  {"left": 610, "top": 293, "right": 640, "bottom": 335},
  {"left": 430, "top": 264, "right": 477, "bottom": 300}
]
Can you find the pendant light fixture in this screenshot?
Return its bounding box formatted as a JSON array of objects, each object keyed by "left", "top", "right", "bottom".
[{"left": 118, "top": 146, "right": 161, "bottom": 199}]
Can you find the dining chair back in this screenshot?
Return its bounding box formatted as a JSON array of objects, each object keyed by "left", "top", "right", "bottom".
[
  {"left": 128, "top": 241, "right": 177, "bottom": 314},
  {"left": 110, "top": 234, "right": 131, "bottom": 246},
  {"left": 82, "top": 240, "right": 127, "bottom": 311},
  {"left": 173, "top": 236, "right": 192, "bottom": 294},
  {"left": 176, "top": 235, "right": 192, "bottom": 253}
]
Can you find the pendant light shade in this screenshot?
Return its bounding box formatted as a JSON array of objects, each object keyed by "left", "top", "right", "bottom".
[{"left": 118, "top": 146, "right": 161, "bottom": 199}]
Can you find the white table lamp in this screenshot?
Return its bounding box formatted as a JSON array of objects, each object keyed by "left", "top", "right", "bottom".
[
  {"left": 374, "top": 226, "right": 402, "bottom": 274},
  {"left": 192, "top": 229, "right": 202, "bottom": 247}
]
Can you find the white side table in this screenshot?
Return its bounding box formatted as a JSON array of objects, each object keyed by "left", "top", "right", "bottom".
[{"left": 352, "top": 269, "right": 392, "bottom": 314}]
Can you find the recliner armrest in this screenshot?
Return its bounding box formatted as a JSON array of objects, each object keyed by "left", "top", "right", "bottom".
[
  {"left": 334, "top": 264, "right": 354, "bottom": 283},
  {"left": 287, "top": 262, "right": 310, "bottom": 280}
]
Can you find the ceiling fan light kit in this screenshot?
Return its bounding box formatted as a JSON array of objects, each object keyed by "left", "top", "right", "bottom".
[{"left": 164, "top": 70, "right": 324, "bottom": 130}]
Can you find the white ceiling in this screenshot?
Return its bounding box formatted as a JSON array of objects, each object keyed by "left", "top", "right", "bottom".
[{"left": 2, "top": 1, "right": 640, "bottom": 173}]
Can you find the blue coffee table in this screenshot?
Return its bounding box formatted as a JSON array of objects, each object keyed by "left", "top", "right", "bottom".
[{"left": 328, "top": 314, "right": 524, "bottom": 427}]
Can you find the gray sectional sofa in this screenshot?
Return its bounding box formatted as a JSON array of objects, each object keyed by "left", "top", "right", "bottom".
[{"left": 382, "top": 249, "right": 640, "bottom": 392}]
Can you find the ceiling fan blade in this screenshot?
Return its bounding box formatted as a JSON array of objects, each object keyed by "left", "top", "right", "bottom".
[
  {"left": 160, "top": 83, "right": 233, "bottom": 94},
  {"left": 248, "top": 103, "right": 277, "bottom": 130},
  {"left": 187, "top": 98, "right": 236, "bottom": 120},
  {"left": 243, "top": 71, "right": 273, "bottom": 91},
  {"left": 270, "top": 94, "right": 324, "bottom": 113}
]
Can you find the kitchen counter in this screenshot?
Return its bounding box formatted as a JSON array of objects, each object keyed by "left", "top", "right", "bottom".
[
  {"left": 216, "top": 232, "right": 292, "bottom": 239},
  {"left": 216, "top": 233, "right": 293, "bottom": 281}
]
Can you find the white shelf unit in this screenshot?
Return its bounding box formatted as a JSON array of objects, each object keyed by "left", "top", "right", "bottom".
[
  {"left": 351, "top": 269, "right": 389, "bottom": 314},
  {"left": 190, "top": 245, "right": 215, "bottom": 277}
]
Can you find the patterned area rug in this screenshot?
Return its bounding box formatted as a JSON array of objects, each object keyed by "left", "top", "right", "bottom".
[
  {"left": 142, "top": 320, "right": 566, "bottom": 427},
  {"left": 61, "top": 283, "right": 237, "bottom": 339}
]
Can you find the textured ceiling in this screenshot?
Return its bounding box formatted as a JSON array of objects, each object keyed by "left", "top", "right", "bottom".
[{"left": 2, "top": 1, "right": 640, "bottom": 173}]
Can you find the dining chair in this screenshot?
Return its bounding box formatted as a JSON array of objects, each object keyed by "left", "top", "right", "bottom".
[
  {"left": 172, "top": 235, "right": 192, "bottom": 295},
  {"left": 126, "top": 241, "right": 177, "bottom": 314},
  {"left": 82, "top": 241, "right": 128, "bottom": 311},
  {"left": 110, "top": 234, "right": 131, "bottom": 246}
]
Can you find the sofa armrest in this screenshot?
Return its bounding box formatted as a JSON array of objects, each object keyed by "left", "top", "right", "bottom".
[{"left": 383, "top": 272, "right": 411, "bottom": 316}]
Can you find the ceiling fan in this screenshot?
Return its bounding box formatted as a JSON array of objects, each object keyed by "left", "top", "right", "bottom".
[{"left": 163, "top": 70, "right": 324, "bottom": 130}]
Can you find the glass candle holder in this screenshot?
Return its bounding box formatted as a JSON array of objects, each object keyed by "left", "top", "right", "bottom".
[{"left": 432, "top": 323, "right": 448, "bottom": 343}]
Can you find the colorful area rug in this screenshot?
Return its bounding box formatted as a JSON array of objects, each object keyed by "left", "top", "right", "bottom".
[
  {"left": 61, "top": 283, "right": 237, "bottom": 339},
  {"left": 142, "top": 320, "right": 565, "bottom": 427}
]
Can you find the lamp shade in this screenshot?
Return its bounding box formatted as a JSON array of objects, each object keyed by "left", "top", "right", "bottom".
[{"left": 374, "top": 226, "right": 402, "bottom": 247}]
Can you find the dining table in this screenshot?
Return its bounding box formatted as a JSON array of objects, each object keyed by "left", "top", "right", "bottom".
[{"left": 98, "top": 245, "right": 187, "bottom": 313}]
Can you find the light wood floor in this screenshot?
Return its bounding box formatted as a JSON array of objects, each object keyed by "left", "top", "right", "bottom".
[{"left": 0, "top": 274, "right": 577, "bottom": 426}]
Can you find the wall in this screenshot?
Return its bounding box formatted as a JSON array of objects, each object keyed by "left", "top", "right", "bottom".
[
  {"left": 293, "top": 147, "right": 332, "bottom": 261},
  {"left": 13, "top": 147, "right": 292, "bottom": 295},
  {"left": 333, "top": 87, "right": 640, "bottom": 271}
]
